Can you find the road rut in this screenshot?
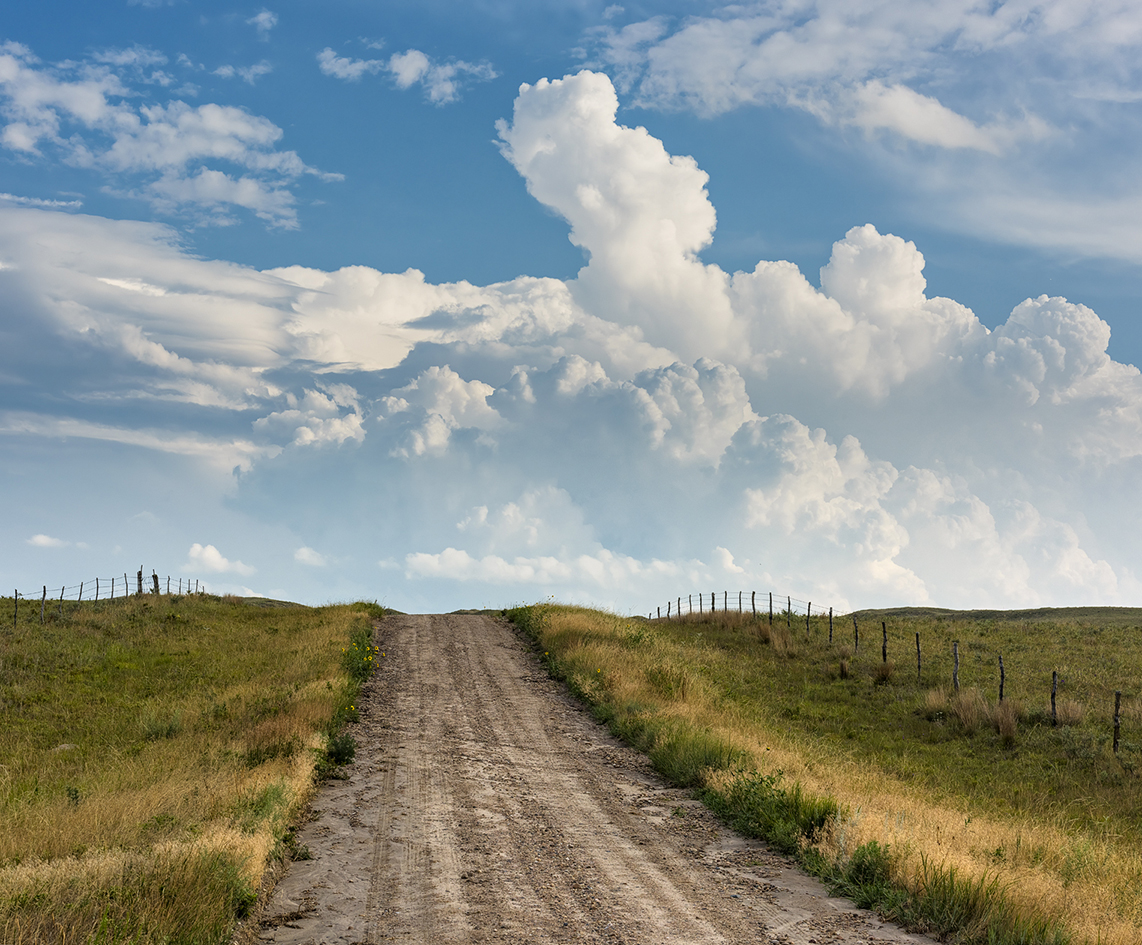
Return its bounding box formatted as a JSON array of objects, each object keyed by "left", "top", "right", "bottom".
[{"left": 255, "top": 613, "right": 936, "bottom": 945}]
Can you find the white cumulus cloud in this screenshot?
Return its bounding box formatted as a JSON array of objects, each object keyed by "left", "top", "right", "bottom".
[{"left": 186, "top": 542, "right": 255, "bottom": 575}]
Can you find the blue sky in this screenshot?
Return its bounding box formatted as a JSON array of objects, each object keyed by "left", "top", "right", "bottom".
[{"left": 2, "top": 1, "right": 1141, "bottom": 612}]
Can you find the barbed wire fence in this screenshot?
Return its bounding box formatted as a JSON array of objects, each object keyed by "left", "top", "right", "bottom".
[
  {"left": 7, "top": 567, "right": 204, "bottom": 626},
  {"left": 648, "top": 589, "right": 848, "bottom": 626}
]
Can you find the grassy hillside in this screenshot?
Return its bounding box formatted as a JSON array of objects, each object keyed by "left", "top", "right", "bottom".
[
  {"left": 0, "top": 592, "right": 383, "bottom": 944},
  {"left": 508, "top": 603, "right": 1142, "bottom": 945}
]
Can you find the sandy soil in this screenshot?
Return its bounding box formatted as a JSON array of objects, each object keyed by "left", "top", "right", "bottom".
[{"left": 252, "top": 613, "right": 938, "bottom": 945}]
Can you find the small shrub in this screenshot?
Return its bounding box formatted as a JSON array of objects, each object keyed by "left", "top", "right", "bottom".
[
  {"left": 921, "top": 688, "right": 948, "bottom": 721},
  {"left": 873, "top": 660, "right": 896, "bottom": 686},
  {"left": 951, "top": 689, "right": 990, "bottom": 735},
  {"left": 993, "top": 699, "right": 1020, "bottom": 747},
  {"left": 326, "top": 732, "right": 356, "bottom": 767},
  {"left": 839, "top": 658, "right": 851, "bottom": 680},
  {"left": 1056, "top": 698, "right": 1084, "bottom": 727},
  {"left": 140, "top": 709, "right": 182, "bottom": 741}
]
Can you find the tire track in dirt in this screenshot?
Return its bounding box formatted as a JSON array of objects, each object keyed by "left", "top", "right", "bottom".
[{"left": 254, "top": 614, "right": 938, "bottom": 945}]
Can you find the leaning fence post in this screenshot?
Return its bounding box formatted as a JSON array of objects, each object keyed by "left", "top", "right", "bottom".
[
  {"left": 1051, "top": 671, "right": 1058, "bottom": 726},
  {"left": 999, "top": 656, "right": 1005, "bottom": 702},
  {"left": 78, "top": 581, "right": 83, "bottom": 602},
  {"left": 882, "top": 621, "right": 887, "bottom": 663},
  {"left": 1114, "top": 691, "right": 1122, "bottom": 754},
  {"left": 853, "top": 615, "right": 859, "bottom": 653},
  {"left": 953, "top": 642, "right": 960, "bottom": 692}
]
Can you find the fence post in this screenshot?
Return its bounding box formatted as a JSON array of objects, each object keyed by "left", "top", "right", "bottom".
[
  {"left": 999, "top": 656, "right": 1005, "bottom": 702},
  {"left": 657, "top": 606, "right": 661, "bottom": 620},
  {"left": 769, "top": 592, "right": 773, "bottom": 626},
  {"left": 95, "top": 578, "right": 99, "bottom": 601},
  {"left": 677, "top": 597, "right": 681, "bottom": 620},
  {"left": 738, "top": 591, "right": 742, "bottom": 613},
  {"left": 124, "top": 573, "right": 128, "bottom": 595},
  {"left": 853, "top": 615, "right": 858, "bottom": 653},
  {"left": 829, "top": 607, "right": 833, "bottom": 643},
  {"left": 786, "top": 596, "right": 791, "bottom": 630},
  {"left": 806, "top": 602, "right": 811, "bottom": 637},
  {"left": 882, "top": 621, "right": 887, "bottom": 663},
  {"left": 40, "top": 586, "right": 46, "bottom": 624},
  {"left": 699, "top": 593, "right": 703, "bottom": 614},
  {"left": 136, "top": 569, "right": 142, "bottom": 596},
  {"left": 152, "top": 572, "right": 159, "bottom": 595},
  {"left": 1114, "top": 691, "right": 1122, "bottom": 754},
  {"left": 1051, "top": 671, "right": 1058, "bottom": 726},
  {"left": 953, "top": 642, "right": 960, "bottom": 692},
  {"left": 59, "top": 586, "right": 64, "bottom": 616},
  {"left": 688, "top": 594, "right": 692, "bottom": 614},
  {"left": 916, "top": 632, "right": 921, "bottom": 683},
  {"left": 752, "top": 591, "right": 756, "bottom": 617},
  {"left": 667, "top": 601, "right": 671, "bottom": 619},
  {"left": 724, "top": 590, "right": 727, "bottom": 612},
  {"left": 711, "top": 591, "right": 715, "bottom": 613},
  {"left": 78, "top": 581, "right": 83, "bottom": 602},
  {"left": 167, "top": 576, "right": 170, "bottom": 595},
  {"left": 12, "top": 590, "right": 15, "bottom": 629}
]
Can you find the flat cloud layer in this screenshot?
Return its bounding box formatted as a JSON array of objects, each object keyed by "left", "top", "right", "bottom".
[{"left": 2, "top": 71, "right": 1140, "bottom": 611}]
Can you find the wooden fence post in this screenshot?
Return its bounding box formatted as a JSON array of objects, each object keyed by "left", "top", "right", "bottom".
[
  {"left": 95, "top": 578, "right": 99, "bottom": 601},
  {"left": 752, "top": 591, "right": 756, "bottom": 617},
  {"left": 786, "top": 596, "right": 791, "bottom": 630},
  {"left": 999, "top": 656, "right": 1005, "bottom": 702},
  {"left": 78, "top": 581, "right": 83, "bottom": 602},
  {"left": 829, "top": 607, "right": 833, "bottom": 643},
  {"left": 151, "top": 572, "right": 159, "bottom": 595},
  {"left": 769, "top": 592, "right": 773, "bottom": 626},
  {"left": 677, "top": 597, "right": 681, "bottom": 620},
  {"left": 136, "top": 569, "right": 142, "bottom": 596},
  {"left": 711, "top": 591, "right": 715, "bottom": 613},
  {"left": 123, "top": 573, "right": 128, "bottom": 595},
  {"left": 953, "top": 641, "right": 960, "bottom": 692},
  {"left": 12, "top": 590, "right": 16, "bottom": 629},
  {"left": 699, "top": 593, "right": 703, "bottom": 614},
  {"left": 1114, "top": 691, "right": 1122, "bottom": 754},
  {"left": 110, "top": 577, "right": 114, "bottom": 599},
  {"left": 59, "top": 586, "right": 64, "bottom": 616},
  {"left": 688, "top": 594, "right": 692, "bottom": 614},
  {"left": 1051, "top": 671, "right": 1058, "bottom": 726},
  {"left": 806, "top": 602, "right": 811, "bottom": 637},
  {"left": 882, "top": 621, "right": 887, "bottom": 663},
  {"left": 738, "top": 591, "right": 742, "bottom": 613},
  {"left": 41, "top": 586, "right": 46, "bottom": 624},
  {"left": 853, "top": 615, "right": 858, "bottom": 653},
  {"left": 724, "top": 590, "right": 727, "bottom": 612},
  {"left": 915, "top": 632, "right": 921, "bottom": 683}
]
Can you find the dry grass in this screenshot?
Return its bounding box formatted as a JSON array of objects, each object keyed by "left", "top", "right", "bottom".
[
  {"left": 0, "top": 594, "right": 382, "bottom": 944},
  {"left": 516, "top": 603, "right": 1142, "bottom": 945}
]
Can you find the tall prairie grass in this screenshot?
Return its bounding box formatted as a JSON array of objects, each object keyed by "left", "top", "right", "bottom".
[
  {"left": 0, "top": 593, "right": 384, "bottom": 944},
  {"left": 511, "top": 603, "right": 1142, "bottom": 945}
]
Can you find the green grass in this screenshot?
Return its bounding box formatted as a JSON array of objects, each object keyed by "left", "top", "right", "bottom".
[{"left": 0, "top": 592, "right": 386, "bottom": 944}]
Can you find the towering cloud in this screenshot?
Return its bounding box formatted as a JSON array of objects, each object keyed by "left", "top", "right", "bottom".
[{"left": 2, "top": 71, "right": 1139, "bottom": 610}]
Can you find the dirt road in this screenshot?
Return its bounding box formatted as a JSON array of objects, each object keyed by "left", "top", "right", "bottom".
[{"left": 255, "top": 613, "right": 936, "bottom": 944}]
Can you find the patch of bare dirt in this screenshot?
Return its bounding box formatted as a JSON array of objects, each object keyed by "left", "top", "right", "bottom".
[{"left": 252, "top": 614, "right": 937, "bottom": 944}]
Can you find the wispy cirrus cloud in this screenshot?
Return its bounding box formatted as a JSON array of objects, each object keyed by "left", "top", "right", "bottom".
[
  {"left": 317, "top": 45, "right": 497, "bottom": 103},
  {"left": 0, "top": 41, "right": 337, "bottom": 228}
]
